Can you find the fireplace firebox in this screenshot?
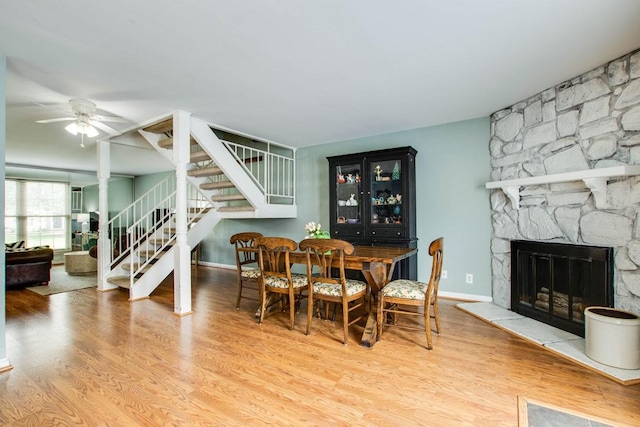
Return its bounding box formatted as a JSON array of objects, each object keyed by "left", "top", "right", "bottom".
[{"left": 511, "top": 240, "right": 614, "bottom": 337}]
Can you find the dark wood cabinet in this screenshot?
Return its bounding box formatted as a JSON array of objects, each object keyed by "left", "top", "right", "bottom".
[{"left": 327, "top": 146, "right": 418, "bottom": 280}]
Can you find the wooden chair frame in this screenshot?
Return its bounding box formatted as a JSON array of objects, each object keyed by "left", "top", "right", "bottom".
[
  {"left": 299, "top": 238, "right": 369, "bottom": 345},
  {"left": 377, "top": 237, "right": 444, "bottom": 350},
  {"left": 256, "top": 237, "right": 308, "bottom": 330},
  {"left": 230, "top": 232, "right": 263, "bottom": 310}
]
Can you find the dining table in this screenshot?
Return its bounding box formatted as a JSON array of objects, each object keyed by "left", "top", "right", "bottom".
[{"left": 287, "top": 245, "right": 418, "bottom": 347}]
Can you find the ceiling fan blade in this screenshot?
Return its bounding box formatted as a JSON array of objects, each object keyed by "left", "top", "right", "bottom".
[
  {"left": 36, "top": 117, "right": 75, "bottom": 124},
  {"left": 92, "top": 114, "right": 128, "bottom": 123},
  {"left": 90, "top": 120, "right": 121, "bottom": 136},
  {"left": 32, "top": 101, "right": 74, "bottom": 116}
]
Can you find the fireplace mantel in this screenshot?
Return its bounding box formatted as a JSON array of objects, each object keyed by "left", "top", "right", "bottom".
[{"left": 486, "top": 165, "right": 640, "bottom": 209}]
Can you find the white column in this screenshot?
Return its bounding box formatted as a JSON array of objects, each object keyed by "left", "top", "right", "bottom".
[
  {"left": 97, "top": 139, "right": 117, "bottom": 291},
  {"left": 0, "top": 54, "right": 12, "bottom": 373},
  {"left": 173, "top": 110, "right": 193, "bottom": 315}
]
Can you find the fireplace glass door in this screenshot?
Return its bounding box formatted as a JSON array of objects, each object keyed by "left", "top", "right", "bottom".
[{"left": 511, "top": 240, "right": 613, "bottom": 337}]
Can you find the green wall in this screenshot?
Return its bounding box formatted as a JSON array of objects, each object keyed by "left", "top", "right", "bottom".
[
  {"left": 83, "top": 177, "right": 134, "bottom": 219},
  {"left": 200, "top": 117, "right": 493, "bottom": 299},
  {"left": 134, "top": 171, "right": 173, "bottom": 197}
]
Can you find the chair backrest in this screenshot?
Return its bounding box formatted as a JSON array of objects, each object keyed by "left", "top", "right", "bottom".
[
  {"left": 255, "top": 237, "right": 298, "bottom": 283},
  {"left": 230, "top": 232, "right": 263, "bottom": 269},
  {"left": 427, "top": 237, "right": 444, "bottom": 300},
  {"left": 298, "top": 238, "right": 354, "bottom": 286}
]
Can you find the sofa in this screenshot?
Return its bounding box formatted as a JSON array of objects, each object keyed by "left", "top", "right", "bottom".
[{"left": 5, "top": 246, "right": 54, "bottom": 289}]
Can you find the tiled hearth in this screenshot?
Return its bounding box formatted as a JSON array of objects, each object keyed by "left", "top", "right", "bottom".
[{"left": 456, "top": 302, "right": 640, "bottom": 386}]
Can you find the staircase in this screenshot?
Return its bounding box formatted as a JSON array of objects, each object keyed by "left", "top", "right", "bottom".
[{"left": 100, "top": 114, "right": 297, "bottom": 301}]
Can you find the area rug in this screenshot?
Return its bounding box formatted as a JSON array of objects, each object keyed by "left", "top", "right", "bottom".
[
  {"left": 518, "top": 396, "right": 621, "bottom": 427},
  {"left": 27, "top": 265, "right": 96, "bottom": 296},
  {"left": 456, "top": 302, "right": 640, "bottom": 386}
]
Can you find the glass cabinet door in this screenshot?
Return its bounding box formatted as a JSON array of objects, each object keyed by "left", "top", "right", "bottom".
[
  {"left": 334, "top": 163, "right": 362, "bottom": 225},
  {"left": 369, "top": 159, "right": 403, "bottom": 226}
]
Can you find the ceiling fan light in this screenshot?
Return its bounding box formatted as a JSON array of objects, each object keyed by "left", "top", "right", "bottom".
[
  {"left": 65, "top": 122, "right": 79, "bottom": 135},
  {"left": 85, "top": 125, "right": 99, "bottom": 138}
]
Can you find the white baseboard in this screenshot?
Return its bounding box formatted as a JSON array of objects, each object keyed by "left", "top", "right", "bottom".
[
  {"left": 0, "top": 357, "right": 13, "bottom": 372},
  {"left": 439, "top": 290, "right": 493, "bottom": 302},
  {"left": 196, "top": 261, "right": 235, "bottom": 270}
]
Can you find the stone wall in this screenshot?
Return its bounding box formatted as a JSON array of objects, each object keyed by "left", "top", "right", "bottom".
[{"left": 489, "top": 48, "right": 640, "bottom": 314}]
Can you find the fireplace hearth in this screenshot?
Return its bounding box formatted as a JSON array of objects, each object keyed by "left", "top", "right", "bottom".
[{"left": 511, "top": 240, "right": 614, "bottom": 337}]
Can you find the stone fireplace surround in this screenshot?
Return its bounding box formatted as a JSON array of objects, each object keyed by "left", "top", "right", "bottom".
[{"left": 489, "top": 47, "right": 640, "bottom": 316}]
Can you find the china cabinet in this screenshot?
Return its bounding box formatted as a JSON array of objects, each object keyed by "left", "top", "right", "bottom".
[{"left": 327, "top": 146, "right": 417, "bottom": 280}]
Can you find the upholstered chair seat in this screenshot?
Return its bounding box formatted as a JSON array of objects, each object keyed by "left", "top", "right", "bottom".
[
  {"left": 240, "top": 269, "right": 260, "bottom": 279},
  {"left": 311, "top": 279, "right": 366, "bottom": 298},
  {"left": 381, "top": 279, "right": 428, "bottom": 300},
  {"left": 263, "top": 273, "right": 307, "bottom": 289}
]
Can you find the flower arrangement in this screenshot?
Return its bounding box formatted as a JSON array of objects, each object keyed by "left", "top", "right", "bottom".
[{"left": 304, "top": 221, "right": 330, "bottom": 239}]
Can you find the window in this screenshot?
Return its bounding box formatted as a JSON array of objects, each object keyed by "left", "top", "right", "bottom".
[{"left": 5, "top": 180, "right": 70, "bottom": 250}]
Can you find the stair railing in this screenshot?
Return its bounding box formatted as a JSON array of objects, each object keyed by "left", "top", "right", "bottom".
[
  {"left": 126, "top": 191, "right": 176, "bottom": 288},
  {"left": 106, "top": 173, "right": 176, "bottom": 269},
  {"left": 222, "top": 140, "right": 296, "bottom": 205},
  {"left": 124, "top": 180, "right": 211, "bottom": 287}
]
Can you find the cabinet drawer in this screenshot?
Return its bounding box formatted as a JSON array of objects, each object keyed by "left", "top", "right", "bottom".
[
  {"left": 331, "top": 227, "right": 365, "bottom": 239},
  {"left": 368, "top": 227, "right": 406, "bottom": 238}
]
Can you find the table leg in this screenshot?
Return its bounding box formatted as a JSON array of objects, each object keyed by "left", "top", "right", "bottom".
[{"left": 359, "top": 261, "right": 396, "bottom": 347}]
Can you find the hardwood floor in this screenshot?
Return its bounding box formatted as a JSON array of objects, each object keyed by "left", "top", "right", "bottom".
[{"left": 3, "top": 266, "right": 640, "bottom": 426}]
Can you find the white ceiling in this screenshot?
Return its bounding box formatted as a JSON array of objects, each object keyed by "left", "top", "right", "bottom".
[{"left": 2, "top": 1, "right": 640, "bottom": 185}]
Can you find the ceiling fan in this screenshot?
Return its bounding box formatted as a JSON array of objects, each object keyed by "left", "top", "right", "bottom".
[{"left": 36, "top": 98, "right": 127, "bottom": 147}]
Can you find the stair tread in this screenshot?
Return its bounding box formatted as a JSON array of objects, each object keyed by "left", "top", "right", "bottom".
[
  {"left": 121, "top": 263, "right": 153, "bottom": 273},
  {"left": 158, "top": 137, "right": 198, "bottom": 149},
  {"left": 143, "top": 119, "right": 173, "bottom": 135},
  {"left": 188, "top": 166, "right": 223, "bottom": 177},
  {"left": 148, "top": 239, "right": 176, "bottom": 246},
  {"left": 137, "top": 249, "right": 168, "bottom": 257},
  {"left": 211, "top": 194, "right": 246, "bottom": 202},
  {"left": 218, "top": 206, "right": 255, "bottom": 212},
  {"left": 107, "top": 276, "right": 134, "bottom": 289},
  {"left": 190, "top": 151, "right": 211, "bottom": 163},
  {"left": 200, "top": 181, "right": 236, "bottom": 190}
]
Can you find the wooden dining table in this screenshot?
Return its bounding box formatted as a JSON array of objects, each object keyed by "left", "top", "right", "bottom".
[{"left": 288, "top": 245, "right": 418, "bottom": 347}]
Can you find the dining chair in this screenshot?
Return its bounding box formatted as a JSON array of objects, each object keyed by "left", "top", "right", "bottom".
[
  {"left": 230, "top": 232, "right": 263, "bottom": 310},
  {"left": 256, "top": 237, "right": 308, "bottom": 330},
  {"left": 299, "top": 238, "right": 369, "bottom": 345},
  {"left": 377, "top": 237, "right": 444, "bottom": 350}
]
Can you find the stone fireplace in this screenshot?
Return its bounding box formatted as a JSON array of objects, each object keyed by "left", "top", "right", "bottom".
[{"left": 489, "top": 47, "right": 640, "bottom": 318}]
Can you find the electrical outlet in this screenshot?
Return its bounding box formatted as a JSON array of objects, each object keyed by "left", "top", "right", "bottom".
[
  {"left": 441, "top": 270, "right": 448, "bottom": 279},
  {"left": 466, "top": 273, "right": 473, "bottom": 284}
]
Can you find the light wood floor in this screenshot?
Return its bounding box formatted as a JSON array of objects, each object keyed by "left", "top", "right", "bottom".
[{"left": 3, "top": 266, "right": 640, "bottom": 426}]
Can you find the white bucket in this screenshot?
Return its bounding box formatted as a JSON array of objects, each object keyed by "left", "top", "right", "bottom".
[{"left": 584, "top": 306, "right": 640, "bottom": 370}]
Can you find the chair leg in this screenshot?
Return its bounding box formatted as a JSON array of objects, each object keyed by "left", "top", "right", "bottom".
[
  {"left": 342, "top": 297, "right": 349, "bottom": 345},
  {"left": 306, "top": 293, "right": 314, "bottom": 335},
  {"left": 377, "top": 295, "right": 384, "bottom": 341},
  {"left": 235, "top": 277, "right": 243, "bottom": 310},
  {"left": 433, "top": 299, "right": 441, "bottom": 334},
  {"left": 425, "top": 303, "right": 433, "bottom": 350},
  {"left": 288, "top": 289, "right": 296, "bottom": 330},
  {"left": 259, "top": 288, "right": 267, "bottom": 324}
]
